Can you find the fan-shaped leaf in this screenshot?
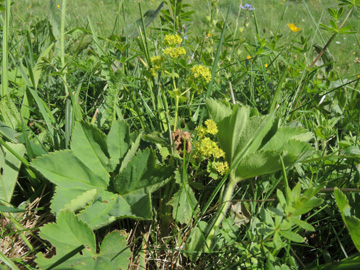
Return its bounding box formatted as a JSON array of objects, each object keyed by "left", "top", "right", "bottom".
[{"left": 36, "top": 211, "right": 130, "bottom": 269}]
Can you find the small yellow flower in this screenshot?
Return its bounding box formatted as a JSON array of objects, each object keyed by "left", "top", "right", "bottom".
[
  {"left": 265, "top": 64, "right": 268, "bottom": 68},
  {"left": 196, "top": 137, "right": 225, "bottom": 159},
  {"left": 196, "top": 126, "right": 207, "bottom": 138},
  {"left": 150, "top": 56, "right": 164, "bottom": 77},
  {"left": 150, "top": 55, "right": 164, "bottom": 67},
  {"left": 163, "top": 34, "right": 182, "bottom": 46},
  {"left": 213, "top": 148, "right": 225, "bottom": 159},
  {"left": 164, "top": 47, "right": 186, "bottom": 58},
  {"left": 207, "top": 33, "right": 211, "bottom": 37},
  {"left": 357, "top": 75, "right": 360, "bottom": 79},
  {"left": 205, "top": 119, "right": 218, "bottom": 135},
  {"left": 214, "top": 161, "right": 229, "bottom": 175},
  {"left": 190, "top": 65, "right": 212, "bottom": 83},
  {"left": 246, "top": 55, "right": 251, "bottom": 60},
  {"left": 288, "top": 23, "right": 301, "bottom": 32},
  {"left": 57, "top": 4, "right": 60, "bottom": 8}
]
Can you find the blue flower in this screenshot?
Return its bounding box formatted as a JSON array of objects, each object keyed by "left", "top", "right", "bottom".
[{"left": 241, "top": 4, "right": 254, "bottom": 10}]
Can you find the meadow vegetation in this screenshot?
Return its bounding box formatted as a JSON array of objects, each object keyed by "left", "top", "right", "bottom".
[{"left": 1, "top": 0, "right": 360, "bottom": 269}]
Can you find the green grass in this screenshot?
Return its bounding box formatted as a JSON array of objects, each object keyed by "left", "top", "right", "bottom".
[
  {"left": 1, "top": 0, "right": 360, "bottom": 269},
  {"left": 12, "top": 0, "right": 359, "bottom": 75}
]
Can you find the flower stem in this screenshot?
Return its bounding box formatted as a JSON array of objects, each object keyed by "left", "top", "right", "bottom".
[
  {"left": 205, "top": 176, "right": 238, "bottom": 249},
  {"left": 174, "top": 95, "right": 179, "bottom": 132}
]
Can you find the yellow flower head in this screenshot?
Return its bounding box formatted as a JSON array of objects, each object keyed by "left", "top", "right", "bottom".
[
  {"left": 207, "top": 33, "right": 211, "bottom": 38},
  {"left": 246, "top": 55, "right": 251, "bottom": 60},
  {"left": 288, "top": 23, "right": 301, "bottom": 32},
  {"left": 150, "top": 56, "right": 164, "bottom": 77},
  {"left": 265, "top": 63, "right": 268, "bottom": 68},
  {"left": 196, "top": 126, "right": 207, "bottom": 138},
  {"left": 190, "top": 65, "right": 212, "bottom": 83},
  {"left": 214, "top": 161, "right": 229, "bottom": 175},
  {"left": 205, "top": 119, "right": 218, "bottom": 135},
  {"left": 164, "top": 47, "right": 186, "bottom": 58},
  {"left": 196, "top": 137, "right": 224, "bottom": 159},
  {"left": 57, "top": 4, "right": 60, "bottom": 8},
  {"left": 163, "top": 34, "right": 182, "bottom": 46},
  {"left": 151, "top": 55, "right": 164, "bottom": 64}
]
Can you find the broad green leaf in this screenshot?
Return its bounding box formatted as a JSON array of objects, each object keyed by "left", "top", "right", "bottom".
[
  {"left": 36, "top": 211, "right": 130, "bottom": 269},
  {"left": 78, "top": 149, "right": 173, "bottom": 229},
  {"left": 31, "top": 121, "right": 173, "bottom": 228},
  {"left": 279, "top": 230, "right": 304, "bottom": 243},
  {"left": 63, "top": 189, "right": 98, "bottom": 212},
  {"left": 36, "top": 210, "right": 96, "bottom": 269},
  {"left": 97, "top": 230, "right": 131, "bottom": 269},
  {"left": 343, "top": 216, "right": 360, "bottom": 252},
  {"left": 185, "top": 221, "right": 208, "bottom": 261},
  {"left": 206, "top": 99, "right": 313, "bottom": 183},
  {"left": 107, "top": 120, "right": 131, "bottom": 171},
  {"left": 281, "top": 140, "right": 314, "bottom": 164},
  {"left": 235, "top": 151, "right": 282, "bottom": 180},
  {"left": 0, "top": 143, "right": 26, "bottom": 203},
  {"left": 119, "top": 132, "right": 142, "bottom": 173},
  {"left": 32, "top": 150, "right": 109, "bottom": 213},
  {"left": 112, "top": 149, "right": 173, "bottom": 195},
  {"left": 32, "top": 150, "right": 108, "bottom": 189},
  {"left": 335, "top": 187, "right": 351, "bottom": 217},
  {"left": 0, "top": 120, "right": 17, "bottom": 142},
  {"left": 233, "top": 115, "right": 275, "bottom": 160},
  {"left": 77, "top": 190, "right": 126, "bottom": 229},
  {"left": 261, "top": 127, "right": 313, "bottom": 152},
  {"left": 205, "top": 99, "right": 233, "bottom": 123},
  {"left": 71, "top": 121, "right": 110, "bottom": 179},
  {"left": 216, "top": 106, "right": 250, "bottom": 164},
  {"left": 168, "top": 183, "right": 198, "bottom": 224},
  {"left": 335, "top": 188, "right": 360, "bottom": 252}
]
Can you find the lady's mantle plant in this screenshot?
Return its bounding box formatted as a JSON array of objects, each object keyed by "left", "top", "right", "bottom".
[
  {"left": 190, "top": 99, "right": 315, "bottom": 252},
  {"left": 31, "top": 120, "right": 174, "bottom": 230}
]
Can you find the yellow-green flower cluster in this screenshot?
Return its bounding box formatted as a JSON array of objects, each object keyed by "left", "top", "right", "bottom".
[
  {"left": 190, "top": 65, "right": 211, "bottom": 83},
  {"left": 213, "top": 161, "right": 229, "bottom": 175},
  {"left": 196, "top": 137, "right": 225, "bottom": 159},
  {"left": 163, "top": 34, "right": 182, "bottom": 46},
  {"left": 194, "top": 119, "right": 228, "bottom": 177},
  {"left": 205, "top": 119, "right": 218, "bottom": 135},
  {"left": 196, "top": 119, "right": 218, "bottom": 138},
  {"left": 151, "top": 55, "right": 164, "bottom": 68},
  {"left": 150, "top": 55, "right": 164, "bottom": 77},
  {"left": 164, "top": 47, "right": 186, "bottom": 58}
]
